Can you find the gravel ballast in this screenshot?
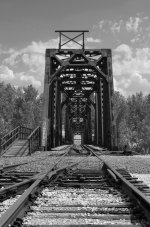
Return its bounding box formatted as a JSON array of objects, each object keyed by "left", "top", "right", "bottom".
[
  {"left": 101, "top": 154, "right": 150, "bottom": 188},
  {"left": 1, "top": 151, "right": 150, "bottom": 174},
  {"left": 131, "top": 174, "right": 150, "bottom": 188},
  {"left": 101, "top": 154, "right": 150, "bottom": 174},
  {"left": 1, "top": 148, "right": 150, "bottom": 178},
  {"left": 0, "top": 150, "right": 103, "bottom": 173}
]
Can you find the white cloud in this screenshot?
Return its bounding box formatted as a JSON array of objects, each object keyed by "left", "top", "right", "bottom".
[
  {"left": 130, "top": 37, "right": 140, "bottom": 44},
  {"left": 86, "top": 37, "right": 101, "bottom": 43},
  {"left": 23, "top": 38, "right": 59, "bottom": 54},
  {"left": 114, "top": 71, "right": 150, "bottom": 96},
  {"left": 0, "top": 44, "right": 15, "bottom": 56},
  {"left": 113, "top": 44, "right": 150, "bottom": 95},
  {"left": 98, "top": 19, "right": 122, "bottom": 33},
  {"left": 126, "top": 16, "right": 142, "bottom": 33},
  {"left": 3, "top": 51, "right": 20, "bottom": 66},
  {"left": 110, "top": 20, "right": 123, "bottom": 34},
  {"left": 99, "top": 20, "right": 105, "bottom": 30},
  {"left": 114, "top": 44, "right": 150, "bottom": 75},
  {"left": 93, "top": 15, "right": 150, "bottom": 46},
  {"left": 20, "top": 73, "right": 41, "bottom": 88},
  {"left": 113, "top": 77, "right": 126, "bottom": 95},
  {"left": 114, "top": 44, "right": 132, "bottom": 60},
  {"left": 0, "top": 65, "right": 14, "bottom": 81},
  {"left": 3, "top": 38, "right": 59, "bottom": 67},
  {"left": 22, "top": 53, "right": 45, "bottom": 73},
  {"left": 0, "top": 44, "right": 3, "bottom": 55}
]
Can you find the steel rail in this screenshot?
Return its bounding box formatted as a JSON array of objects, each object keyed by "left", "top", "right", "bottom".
[
  {"left": 0, "top": 145, "right": 72, "bottom": 200},
  {"left": 0, "top": 146, "right": 70, "bottom": 203},
  {"left": 84, "top": 145, "right": 150, "bottom": 223},
  {"left": 0, "top": 153, "right": 91, "bottom": 227},
  {"left": 51, "top": 146, "right": 72, "bottom": 170},
  {"left": 51, "top": 144, "right": 71, "bottom": 151},
  {"left": 0, "top": 145, "right": 71, "bottom": 189},
  {"left": 0, "top": 162, "right": 34, "bottom": 174},
  {"left": 0, "top": 178, "right": 35, "bottom": 198}
]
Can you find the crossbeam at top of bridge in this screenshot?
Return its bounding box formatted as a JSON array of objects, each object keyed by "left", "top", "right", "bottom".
[{"left": 55, "top": 30, "right": 89, "bottom": 50}]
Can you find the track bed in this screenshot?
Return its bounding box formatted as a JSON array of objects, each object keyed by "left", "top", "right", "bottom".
[
  {"left": 23, "top": 168, "right": 147, "bottom": 226},
  {"left": 0, "top": 145, "right": 150, "bottom": 226}
]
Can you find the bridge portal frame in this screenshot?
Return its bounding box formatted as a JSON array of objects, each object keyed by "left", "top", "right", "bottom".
[{"left": 42, "top": 48, "right": 115, "bottom": 150}]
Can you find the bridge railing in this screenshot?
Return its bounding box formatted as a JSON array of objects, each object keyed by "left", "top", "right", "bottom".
[
  {"left": 0, "top": 126, "right": 32, "bottom": 155},
  {"left": 28, "top": 126, "right": 41, "bottom": 155},
  {"left": 19, "top": 126, "right": 33, "bottom": 140}
]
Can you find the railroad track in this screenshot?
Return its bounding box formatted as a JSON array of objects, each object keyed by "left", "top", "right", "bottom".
[
  {"left": 0, "top": 145, "right": 72, "bottom": 189},
  {"left": 0, "top": 146, "right": 72, "bottom": 218},
  {"left": 0, "top": 145, "right": 150, "bottom": 226}
]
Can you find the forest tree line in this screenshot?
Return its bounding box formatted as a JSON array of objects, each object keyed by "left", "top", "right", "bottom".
[
  {"left": 114, "top": 91, "right": 150, "bottom": 153},
  {"left": 0, "top": 82, "right": 150, "bottom": 153},
  {"left": 0, "top": 82, "right": 43, "bottom": 137}
]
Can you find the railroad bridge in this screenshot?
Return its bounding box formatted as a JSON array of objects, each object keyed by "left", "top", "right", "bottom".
[
  {"left": 1, "top": 31, "right": 150, "bottom": 227},
  {"left": 42, "top": 30, "right": 115, "bottom": 150},
  {"left": 0, "top": 30, "right": 116, "bottom": 156}
]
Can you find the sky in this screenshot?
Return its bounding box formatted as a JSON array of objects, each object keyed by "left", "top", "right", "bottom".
[{"left": 1, "top": 0, "right": 150, "bottom": 96}]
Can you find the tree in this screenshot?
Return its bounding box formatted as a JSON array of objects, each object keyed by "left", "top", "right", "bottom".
[
  {"left": 1, "top": 81, "right": 150, "bottom": 154},
  {"left": 12, "top": 85, "right": 43, "bottom": 129},
  {"left": 113, "top": 91, "right": 127, "bottom": 148},
  {"left": 0, "top": 83, "right": 43, "bottom": 134},
  {"left": 126, "top": 92, "right": 148, "bottom": 152},
  {"left": 0, "top": 83, "right": 16, "bottom": 135}
]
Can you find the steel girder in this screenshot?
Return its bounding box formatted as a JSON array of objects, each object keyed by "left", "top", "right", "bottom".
[{"left": 42, "top": 48, "right": 115, "bottom": 150}]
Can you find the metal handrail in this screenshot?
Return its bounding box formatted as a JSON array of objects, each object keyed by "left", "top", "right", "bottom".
[
  {"left": 1, "top": 131, "right": 19, "bottom": 147},
  {"left": 1, "top": 126, "right": 20, "bottom": 142},
  {"left": 19, "top": 126, "right": 32, "bottom": 140},
  {"left": 0, "top": 126, "right": 32, "bottom": 155},
  {"left": 28, "top": 126, "right": 41, "bottom": 155},
  {"left": 0, "top": 126, "right": 20, "bottom": 154}
]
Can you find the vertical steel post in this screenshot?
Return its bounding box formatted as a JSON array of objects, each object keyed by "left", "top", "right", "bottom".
[
  {"left": 41, "top": 51, "right": 51, "bottom": 150},
  {"left": 55, "top": 80, "right": 61, "bottom": 146},
  {"left": 65, "top": 107, "right": 70, "bottom": 144},
  {"left": 0, "top": 138, "right": 2, "bottom": 156},
  {"left": 94, "top": 92, "right": 97, "bottom": 145},
  {"left": 103, "top": 79, "right": 111, "bottom": 149},
  {"left": 59, "top": 32, "right": 61, "bottom": 50},
  {"left": 48, "top": 82, "right": 55, "bottom": 149},
  {"left": 87, "top": 106, "right": 92, "bottom": 144},
  {"left": 82, "top": 32, "right": 84, "bottom": 50},
  {"left": 96, "top": 79, "right": 103, "bottom": 146},
  {"left": 107, "top": 50, "right": 115, "bottom": 149}
]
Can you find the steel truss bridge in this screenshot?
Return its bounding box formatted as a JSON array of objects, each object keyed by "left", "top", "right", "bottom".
[{"left": 42, "top": 31, "right": 115, "bottom": 150}]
